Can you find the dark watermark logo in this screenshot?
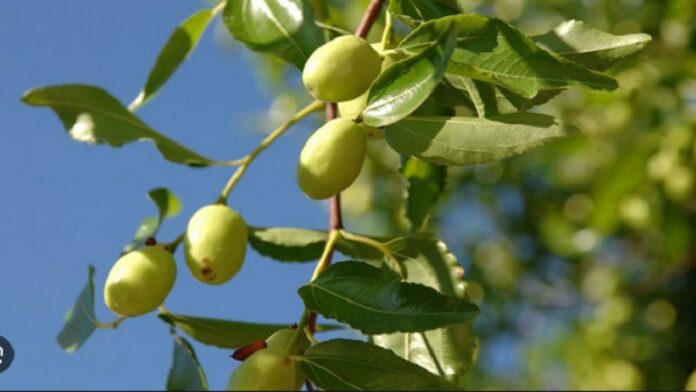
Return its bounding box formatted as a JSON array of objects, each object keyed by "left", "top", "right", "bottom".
[{"left": 0, "top": 336, "right": 14, "bottom": 373}]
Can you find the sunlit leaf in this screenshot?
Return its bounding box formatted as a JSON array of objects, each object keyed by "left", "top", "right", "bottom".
[
  {"left": 363, "top": 24, "right": 456, "bottom": 127},
  {"left": 123, "top": 188, "right": 182, "bottom": 253},
  {"left": 223, "top": 0, "right": 323, "bottom": 69},
  {"left": 389, "top": 0, "right": 461, "bottom": 26},
  {"left": 444, "top": 74, "right": 562, "bottom": 116},
  {"left": 401, "top": 157, "right": 447, "bottom": 232},
  {"left": 130, "top": 9, "right": 216, "bottom": 110},
  {"left": 159, "top": 311, "right": 341, "bottom": 349},
  {"left": 21, "top": 85, "right": 232, "bottom": 167},
  {"left": 298, "top": 261, "right": 478, "bottom": 334},
  {"left": 534, "top": 20, "right": 651, "bottom": 70},
  {"left": 56, "top": 266, "right": 97, "bottom": 353},
  {"left": 399, "top": 15, "right": 617, "bottom": 98},
  {"left": 439, "top": 22, "right": 650, "bottom": 117},
  {"left": 385, "top": 113, "right": 577, "bottom": 166},
  {"left": 300, "top": 339, "right": 459, "bottom": 390},
  {"left": 248, "top": 226, "right": 383, "bottom": 262},
  {"left": 166, "top": 335, "right": 208, "bottom": 391},
  {"left": 248, "top": 226, "right": 327, "bottom": 262},
  {"left": 374, "top": 236, "right": 477, "bottom": 384}
]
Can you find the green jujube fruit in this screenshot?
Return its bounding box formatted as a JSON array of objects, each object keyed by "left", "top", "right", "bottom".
[
  {"left": 337, "top": 94, "right": 385, "bottom": 139},
  {"left": 104, "top": 245, "right": 176, "bottom": 317},
  {"left": 266, "top": 328, "right": 309, "bottom": 355},
  {"left": 297, "top": 118, "right": 367, "bottom": 200},
  {"left": 227, "top": 349, "right": 304, "bottom": 391},
  {"left": 302, "top": 35, "right": 382, "bottom": 102},
  {"left": 184, "top": 205, "right": 248, "bottom": 285},
  {"left": 336, "top": 42, "right": 395, "bottom": 120},
  {"left": 337, "top": 91, "right": 369, "bottom": 120}
]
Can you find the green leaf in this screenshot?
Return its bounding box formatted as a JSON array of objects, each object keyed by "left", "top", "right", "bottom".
[
  {"left": 223, "top": 0, "right": 323, "bottom": 69},
  {"left": 167, "top": 335, "right": 208, "bottom": 391},
  {"left": 444, "top": 74, "right": 562, "bottom": 116},
  {"left": 401, "top": 157, "right": 447, "bottom": 232},
  {"left": 248, "top": 226, "right": 327, "bottom": 262},
  {"left": 363, "top": 24, "right": 456, "bottom": 127},
  {"left": 248, "top": 226, "right": 383, "bottom": 262},
  {"left": 438, "top": 23, "right": 650, "bottom": 117},
  {"left": 384, "top": 113, "right": 576, "bottom": 166},
  {"left": 159, "top": 311, "right": 341, "bottom": 349},
  {"left": 373, "top": 236, "right": 477, "bottom": 384},
  {"left": 124, "top": 188, "right": 183, "bottom": 253},
  {"left": 149, "top": 187, "right": 183, "bottom": 221},
  {"left": 300, "top": 339, "right": 459, "bottom": 391},
  {"left": 130, "top": 9, "right": 216, "bottom": 110},
  {"left": 21, "top": 85, "right": 231, "bottom": 167},
  {"left": 298, "top": 261, "right": 478, "bottom": 334},
  {"left": 399, "top": 15, "right": 617, "bottom": 98},
  {"left": 57, "top": 265, "right": 97, "bottom": 353},
  {"left": 534, "top": 20, "right": 651, "bottom": 71},
  {"left": 389, "top": 0, "right": 461, "bottom": 26}
]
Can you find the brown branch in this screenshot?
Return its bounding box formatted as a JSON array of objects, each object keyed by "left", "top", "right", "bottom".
[{"left": 356, "top": 0, "right": 387, "bottom": 39}]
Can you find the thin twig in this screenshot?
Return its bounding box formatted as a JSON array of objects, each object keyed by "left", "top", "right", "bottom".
[{"left": 217, "top": 100, "right": 324, "bottom": 203}]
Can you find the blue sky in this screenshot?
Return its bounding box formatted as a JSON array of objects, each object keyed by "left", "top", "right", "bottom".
[{"left": 0, "top": 1, "right": 354, "bottom": 388}]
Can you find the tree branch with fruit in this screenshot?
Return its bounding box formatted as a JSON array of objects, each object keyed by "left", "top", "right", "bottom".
[{"left": 23, "top": 0, "right": 651, "bottom": 389}]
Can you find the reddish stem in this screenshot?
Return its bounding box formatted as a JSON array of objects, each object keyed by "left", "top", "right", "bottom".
[
  {"left": 355, "top": 0, "right": 387, "bottom": 39},
  {"left": 307, "top": 0, "right": 385, "bottom": 335}
]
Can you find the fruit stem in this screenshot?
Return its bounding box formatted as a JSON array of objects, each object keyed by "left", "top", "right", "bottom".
[
  {"left": 216, "top": 100, "right": 325, "bottom": 204},
  {"left": 290, "top": 228, "right": 341, "bottom": 345},
  {"left": 163, "top": 233, "right": 185, "bottom": 253},
  {"left": 339, "top": 230, "right": 407, "bottom": 278},
  {"left": 330, "top": 193, "right": 343, "bottom": 230},
  {"left": 310, "top": 230, "right": 341, "bottom": 281},
  {"left": 94, "top": 316, "right": 127, "bottom": 330},
  {"left": 380, "top": 8, "right": 393, "bottom": 49}
]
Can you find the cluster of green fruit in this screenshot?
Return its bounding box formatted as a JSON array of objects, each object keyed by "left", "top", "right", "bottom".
[
  {"left": 102, "top": 35, "right": 390, "bottom": 317},
  {"left": 100, "top": 35, "right": 392, "bottom": 391},
  {"left": 104, "top": 204, "right": 247, "bottom": 317},
  {"left": 298, "top": 35, "right": 389, "bottom": 200}
]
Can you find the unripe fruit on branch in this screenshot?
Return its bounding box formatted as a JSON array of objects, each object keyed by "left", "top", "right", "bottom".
[
  {"left": 337, "top": 92, "right": 369, "bottom": 120},
  {"left": 266, "top": 328, "right": 308, "bottom": 356},
  {"left": 184, "top": 205, "right": 248, "bottom": 285},
  {"left": 302, "top": 35, "right": 382, "bottom": 102},
  {"left": 265, "top": 329, "right": 296, "bottom": 353},
  {"left": 360, "top": 124, "right": 385, "bottom": 140},
  {"left": 227, "top": 349, "right": 304, "bottom": 391},
  {"left": 337, "top": 89, "right": 384, "bottom": 140},
  {"left": 336, "top": 42, "right": 395, "bottom": 121},
  {"left": 297, "top": 118, "right": 367, "bottom": 200},
  {"left": 104, "top": 245, "right": 176, "bottom": 317}
]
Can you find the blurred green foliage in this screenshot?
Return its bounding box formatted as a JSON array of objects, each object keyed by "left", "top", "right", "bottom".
[{"left": 229, "top": 0, "right": 696, "bottom": 389}]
